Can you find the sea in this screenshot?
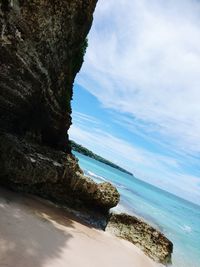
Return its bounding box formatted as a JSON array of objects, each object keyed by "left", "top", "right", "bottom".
[{"left": 73, "top": 151, "right": 200, "bottom": 267}]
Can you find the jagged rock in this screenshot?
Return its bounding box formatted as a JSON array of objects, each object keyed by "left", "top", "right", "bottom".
[
  {"left": 0, "top": 133, "right": 119, "bottom": 213},
  {"left": 0, "top": 0, "right": 97, "bottom": 150},
  {"left": 0, "top": 0, "right": 121, "bottom": 226},
  {"left": 94, "top": 182, "right": 120, "bottom": 209},
  {"left": 70, "top": 175, "right": 120, "bottom": 210},
  {"left": 106, "top": 213, "right": 173, "bottom": 265}
]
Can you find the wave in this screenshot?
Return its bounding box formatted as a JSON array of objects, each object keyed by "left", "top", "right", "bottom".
[
  {"left": 84, "top": 170, "right": 107, "bottom": 183},
  {"left": 180, "top": 225, "right": 192, "bottom": 233},
  {"left": 85, "top": 170, "right": 129, "bottom": 190}
]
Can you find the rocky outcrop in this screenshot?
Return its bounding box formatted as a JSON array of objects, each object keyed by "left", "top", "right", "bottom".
[
  {"left": 0, "top": 0, "right": 97, "bottom": 151},
  {"left": 0, "top": 0, "right": 121, "bottom": 227},
  {"left": 106, "top": 213, "right": 173, "bottom": 265},
  {"left": 0, "top": 133, "right": 119, "bottom": 214},
  {"left": 0, "top": 0, "right": 119, "bottom": 218}
]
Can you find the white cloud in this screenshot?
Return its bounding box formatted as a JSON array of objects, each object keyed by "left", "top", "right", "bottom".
[
  {"left": 77, "top": 0, "right": 200, "bottom": 155},
  {"left": 72, "top": 111, "right": 100, "bottom": 126}
]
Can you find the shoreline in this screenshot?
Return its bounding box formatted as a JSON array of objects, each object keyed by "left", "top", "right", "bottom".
[
  {"left": 0, "top": 187, "right": 161, "bottom": 267},
  {"left": 71, "top": 144, "right": 133, "bottom": 176}
]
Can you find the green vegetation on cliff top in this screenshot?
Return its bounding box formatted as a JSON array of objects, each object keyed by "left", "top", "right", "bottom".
[{"left": 70, "top": 140, "right": 133, "bottom": 176}]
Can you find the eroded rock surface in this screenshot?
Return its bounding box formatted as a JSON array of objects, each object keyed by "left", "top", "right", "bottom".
[
  {"left": 0, "top": 0, "right": 97, "bottom": 150},
  {"left": 106, "top": 213, "right": 173, "bottom": 265},
  {"left": 0, "top": 133, "right": 120, "bottom": 214},
  {"left": 0, "top": 0, "right": 121, "bottom": 226}
]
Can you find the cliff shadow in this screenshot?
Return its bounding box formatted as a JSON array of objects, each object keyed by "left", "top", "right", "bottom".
[{"left": 0, "top": 187, "right": 75, "bottom": 267}]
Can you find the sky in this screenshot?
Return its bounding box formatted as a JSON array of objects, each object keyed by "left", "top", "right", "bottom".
[{"left": 69, "top": 0, "right": 200, "bottom": 206}]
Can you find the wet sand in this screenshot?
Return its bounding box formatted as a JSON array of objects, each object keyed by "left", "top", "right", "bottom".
[{"left": 0, "top": 187, "right": 161, "bottom": 267}]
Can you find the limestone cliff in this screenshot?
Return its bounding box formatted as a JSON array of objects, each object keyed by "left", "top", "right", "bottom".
[
  {"left": 0, "top": 0, "right": 121, "bottom": 216},
  {"left": 0, "top": 0, "right": 97, "bottom": 151}
]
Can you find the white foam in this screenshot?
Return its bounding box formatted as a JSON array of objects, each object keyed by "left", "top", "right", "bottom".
[
  {"left": 180, "top": 225, "right": 192, "bottom": 233},
  {"left": 111, "top": 203, "right": 131, "bottom": 214},
  {"left": 85, "top": 170, "right": 107, "bottom": 182}
]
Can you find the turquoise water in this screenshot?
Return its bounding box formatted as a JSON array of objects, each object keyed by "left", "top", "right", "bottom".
[{"left": 73, "top": 151, "right": 200, "bottom": 267}]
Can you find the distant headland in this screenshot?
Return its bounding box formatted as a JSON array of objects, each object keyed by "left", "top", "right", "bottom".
[{"left": 70, "top": 140, "right": 133, "bottom": 176}]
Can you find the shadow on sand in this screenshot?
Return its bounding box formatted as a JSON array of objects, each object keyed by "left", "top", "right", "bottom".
[{"left": 0, "top": 187, "right": 76, "bottom": 267}]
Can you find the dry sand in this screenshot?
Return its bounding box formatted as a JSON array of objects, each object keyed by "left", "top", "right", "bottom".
[{"left": 0, "top": 187, "right": 161, "bottom": 267}]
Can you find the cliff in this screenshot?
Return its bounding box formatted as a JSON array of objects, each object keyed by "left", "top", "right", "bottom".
[
  {"left": 0, "top": 0, "right": 121, "bottom": 216},
  {"left": 0, "top": 0, "right": 96, "bottom": 151}
]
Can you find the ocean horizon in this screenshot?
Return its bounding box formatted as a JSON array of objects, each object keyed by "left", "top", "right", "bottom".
[{"left": 73, "top": 151, "right": 200, "bottom": 267}]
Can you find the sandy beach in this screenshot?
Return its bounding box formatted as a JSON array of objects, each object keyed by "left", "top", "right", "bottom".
[{"left": 0, "top": 187, "right": 160, "bottom": 267}]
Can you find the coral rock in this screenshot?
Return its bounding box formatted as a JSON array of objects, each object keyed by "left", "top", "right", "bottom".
[{"left": 106, "top": 213, "right": 173, "bottom": 265}]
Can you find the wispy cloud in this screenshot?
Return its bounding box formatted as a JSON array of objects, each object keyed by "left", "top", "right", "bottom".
[
  {"left": 77, "top": 0, "right": 200, "bottom": 155},
  {"left": 73, "top": 111, "right": 100, "bottom": 127}
]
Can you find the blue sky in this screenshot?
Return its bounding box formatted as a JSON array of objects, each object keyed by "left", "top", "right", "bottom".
[{"left": 69, "top": 0, "right": 200, "bottom": 205}]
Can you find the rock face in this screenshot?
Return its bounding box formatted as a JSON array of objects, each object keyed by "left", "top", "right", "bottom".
[
  {"left": 106, "top": 213, "right": 173, "bottom": 265},
  {"left": 0, "top": 133, "right": 120, "bottom": 213},
  {"left": 0, "top": 0, "right": 120, "bottom": 221},
  {"left": 0, "top": 0, "right": 97, "bottom": 151}
]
